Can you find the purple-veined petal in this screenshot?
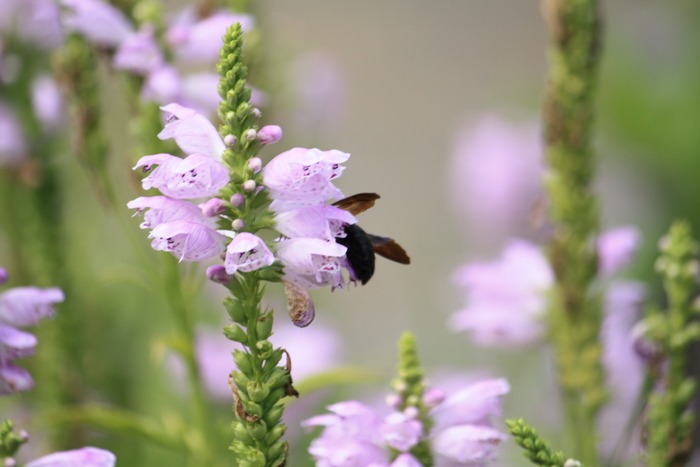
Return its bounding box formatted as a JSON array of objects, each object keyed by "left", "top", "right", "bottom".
[
  {"left": 0, "top": 363, "right": 33, "bottom": 394},
  {"left": 134, "top": 153, "right": 229, "bottom": 199},
  {"left": 26, "top": 446, "right": 116, "bottom": 467},
  {"left": 149, "top": 220, "right": 224, "bottom": 262},
  {"left": 158, "top": 103, "right": 225, "bottom": 158},
  {"left": 432, "top": 425, "right": 507, "bottom": 465},
  {"left": 0, "top": 325, "right": 36, "bottom": 360},
  {"left": 263, "top": 147, "right": 348, "bottom": 208},
  {"left": 277, "top": 238, "right": 347, "bottom": 289},
  {"left": 224, "top": 232, "right": 275, "bottom": 275},
  {"left": 113, "top": 26, "right": 163, "bottom": 74},
  {"left": 127, "top": 196, "right": 206, "bottom": 229},
  {"left": 0, "top": 287, "right": 63, "bottom": 327},
  {"left": 597, "top": 226, "right": 640, "bottom": 276},
  {"left": 60, "top": 0, "right": 133, "bottom": 47},
  {"left": 275, "top": 205, "right": 356, "bottom": 241}
]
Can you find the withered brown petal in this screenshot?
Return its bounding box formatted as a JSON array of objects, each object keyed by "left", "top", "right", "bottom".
[
  {"left": 283, "top": 280, "right": 315, "bottom": 327},
  {"left": 368, "top": 234, "right": 411, "bottom": 265},
  {"left": 332, "top": 192, "right": 380, "bottom": 216}
]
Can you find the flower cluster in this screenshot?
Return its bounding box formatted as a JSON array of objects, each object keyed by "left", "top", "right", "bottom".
[
  {"left": 263, "top": 147, "right": 359, "bottom": 290},
  {"left": 59, "top": 0, "right": 256, "bottom": 114},
  {"left": 303, "top": 378, "right": 510, "bottom": 466},
  {"left": 450, "top": 226, "right": 641, "bottom": 347},
  {"left": 0, "top": 268, "right": 63, "bottom": 394}
]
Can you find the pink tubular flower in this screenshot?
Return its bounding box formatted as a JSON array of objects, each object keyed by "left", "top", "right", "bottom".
[
  {"left": 0, "top": 363, "right": 33, "bottom": 395},
  {"left": 31, "top": 75, "right": 64, "bottom": 132},
  {"left": 149, "top": 220, "right": 223, "bottom": 262},
  {"left": 133, "top": 153, "right": 229, "bottom": 199},
  {"left": 157, "top": 103, "right": 225, "bottom": 158},
  {"left": 127, "top": 196, "right": 207, "bottom": 229},
  {"left": 113, "top": 25, "right": 163, "bottom": 74},
  {"left": 274, "top": 205, "right": 356, "bottom": 241},
  {"left": 25, "top": 446, "right": 116, "bottom": 467},
  {"left": 263, "top": 147, "right": 348, "bottom": 209},
  {"left": 0, "top": 325, "right": 37, "bottom": 361},
  {"left": 60, "top": 0, "right": 133, "bottom": 48},
  {"left": 0, "top": 287, "right": 64, "bottom": 327},
  {"left": 0, "top": 104, "right": 26, "bottom": 165},
  {"left": 223, "top": 233, "right": 275, "bottom": 275},
  {"left": 304, "top": 377, "right": 509, "bottom": 466},
  {"left": 450, "top": 240, "right": 553, "bottom": 347},
  {"left": 276, "top": 238, "right": 348, "bottom": 289},
  {"left": 166, "top": 10, "right": 254, "bottom": 64}
]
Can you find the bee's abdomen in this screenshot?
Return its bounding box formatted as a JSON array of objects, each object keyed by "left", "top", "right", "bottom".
[{"left": 336, "top": 224, "right": 375, "bottom": 285}]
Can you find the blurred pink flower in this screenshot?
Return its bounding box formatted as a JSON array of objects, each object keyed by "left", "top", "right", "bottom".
[
  {"left": 25, "top": 446, "right": 115, "bottom": 467},
  {"left": 597, "top": 226, "right": 641, "bottom": 276},
  {"left": 448, "top": 115, "right": 542, "bottom": 244},
  {"left": 30, "top": 75, "right": 64, "bottom": 132},
  {"left": 449, "top": 240, "right": 553, "bottom": 347},
  {"left": 0, "top": 104, "right": 26, "bottom": 165}
]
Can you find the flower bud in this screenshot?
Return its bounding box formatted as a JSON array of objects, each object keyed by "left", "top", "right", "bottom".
[
  {"left": 224, "top": 134, "right": 237, "bottom": 146},
  {"left": 251, "top": 108, "right": 262, "bottom": 118},
  {"left": 224, "top": 324, "right": 249, "bottom": 345},
  {"left": 247, "top": 381, "right": 271, "bottom": 402},
  {"left": 206, "top": 265, "right": 231, "bottom": 284},
  {"left": 257, "top": 125, "right": 282, "bottom": 144},
  {"left": 423, "top": 387, "right": 446, "bottom": 407},
  {"left": 385, "top": 393, "right": 401, "bottom": 409},
  {"left": 0, "top": 268, "right": 8, "bottom": 285},
  {"left": 243, "top": 129, "right": 257, "bottom": 141},
  {"left": 247, "top": 157, "right": 262, "bottom": 173},
  {"left": 230, "top": 193, "right": 245, "bottom": 207},
  {"left": 200, "top": 198, "right": 226, "bottom": 217},
  {"left": 232, "top": 219, "right": 245, "bottom": 231},
  {"left": 242, "top": 180, "right": 256, "bottom": 192},
  {"left": 404, "top": 406, "right": 419, "bottom": 419}
]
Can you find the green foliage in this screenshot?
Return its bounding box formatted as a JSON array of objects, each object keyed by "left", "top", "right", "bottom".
[
  {"left": 641, "top": 221, "right": 700, "bottom": 466},
  {"left": 0, "top": 420, "right": 27, "bottom": 460}
]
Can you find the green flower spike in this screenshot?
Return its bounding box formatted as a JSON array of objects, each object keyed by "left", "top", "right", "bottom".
[{"left": 507, "top": 418, "right": 581, "bottom": 467}]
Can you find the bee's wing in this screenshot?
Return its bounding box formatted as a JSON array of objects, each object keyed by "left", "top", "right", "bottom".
[
  {"left": 367, "top": 234, "right": 411, "bottom": 265},
  {"left": 333, "top": 193, "right": 380, "bottom": 216}
]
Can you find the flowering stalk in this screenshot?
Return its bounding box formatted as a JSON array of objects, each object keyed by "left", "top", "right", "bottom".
[
  {"left": 641, "top": 221, "right": 700, "bottom": 466},
  {"left": 541, "top": 0, "right": 604, "bottom": 462},
  {"left": 216, "top": 24, "right": 288, "bottom": 465},
  {"left": 391, "top": 332, "right": 433, "bottom": 465},
  {"left": 507, "top": 418, "right": 580, "bottom": 467}
]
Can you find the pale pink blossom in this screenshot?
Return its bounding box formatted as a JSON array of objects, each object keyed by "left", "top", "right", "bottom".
[
  {"left": 148, "top": 220, "right": 223, "bottom": 261},
  {"left": 223, "top": 233, "right": 275, "bottom": 275},
  {"left": 127, "top": 196, "right": 207, "bottom": 229},
  {"left": 134, "top": 153, "right": 229, "bottom": 199},
  {"left": 157, "top": 103, "right": 225, "bottom": 158}
]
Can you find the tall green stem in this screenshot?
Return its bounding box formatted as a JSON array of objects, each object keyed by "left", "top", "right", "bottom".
[{"left": 541, "top": 0, "right": 604, "bottom": 464}]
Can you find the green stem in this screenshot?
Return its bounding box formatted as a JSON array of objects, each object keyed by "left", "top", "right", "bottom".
[{"left": 541, "top": 0, "right": 604, "bottom": 464}]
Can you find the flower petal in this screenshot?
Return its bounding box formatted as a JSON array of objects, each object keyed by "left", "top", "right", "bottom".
[
  {"left": 26, "top": 446, "right": 116, "bottom": 467},
  {"left": 0, "top": 287, "right": 63, "bottom": 327},
  {"left": 158, "top": 103, "right": 225, "bottom": 158}
]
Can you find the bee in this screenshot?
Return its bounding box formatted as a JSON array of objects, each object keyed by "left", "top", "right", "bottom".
[{"left": 333, "top": 193, "right": 410, "bottom": 284}]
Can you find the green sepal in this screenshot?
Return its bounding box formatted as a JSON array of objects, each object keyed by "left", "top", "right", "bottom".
[
  {"left": 224, "top": 324, "right": 249, "bottom": 344},
  {"left": 246, "top": 420, "right": 267, "bottom": 440},
  {"left": 265, "top": 424, "right": 287, "bottom": 445},
  {"left": 233, "top": 351, "right": 253, "bottom": 375},
  {"left": 246, "top": 381, "right": 271, "bottom": 403},
  {"left": 255, "top": 313, "right": 274, "bottom": 340}
]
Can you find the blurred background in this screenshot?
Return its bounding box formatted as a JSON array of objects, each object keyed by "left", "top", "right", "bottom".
[{"left": 1, "top": 0, "right": 699, "bottom": 465}]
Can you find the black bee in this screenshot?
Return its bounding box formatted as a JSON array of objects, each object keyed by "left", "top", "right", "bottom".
[{"left": 333, "top": 193, "right": 410, "bottom": 284}]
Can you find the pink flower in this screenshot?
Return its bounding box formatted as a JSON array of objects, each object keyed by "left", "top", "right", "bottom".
[
  {"left": 276, "top": 238, "right": 348, "bottom": 289},
  {"left": 597, "top": 226, "right": 640, "bottom": 275},
  {"left": 0, "top": 363, "right": 33, "bottom": 395},
  {"left": 25, "top": 446, "right": 116, "bottom": 467},
  {"left": 0, "top": 287, "right": 64, "bottom": 327},
  {"left": 60, "top": 0, "right": 133, "bottom": 48},
  {"left": 223, "top": 233, "right": 275, "bottom": 275},
  {"left": 274, "top": 205, "right": 356, "bottom": 242},
  {"left": 263, "top": 147, "right": 348, "bottom": 210},
  {"left": 432, "top": 425, "right": 507, "bottom": 466},
  {"left": 166, "top": 9, "right": 254, "bottom": 64},
  {"left": 450, "top": 240, "right": 553, "bottom": 347},
  {"left": 141, "top": 66, "right": 182, "bottom": 105},
  {"left": 30, "top": 75, "right": 64, "bottom": 132},
  {"left": 113, "top": 25, "right": 163, "bottom": 74},
  {"left": 0, "top": 104, "right": 26, "bottom": 165},
  {"left": 127, "top": 196, "right": 207, "bottom": 229},
  {"left": 157, "top": 103, "right": 225, "bottom": 158},
  {"left": 134, "top": 153, "right": 229, "bottom": 199},
  {"left": 148, "top": 220, "right": 224, "bottom": 262},
  {"left": 0, "top": 325, "right": 37, "bottom": 361},
  {"left": 449, "top": 116, "right": 542, "bottom": 245}
]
